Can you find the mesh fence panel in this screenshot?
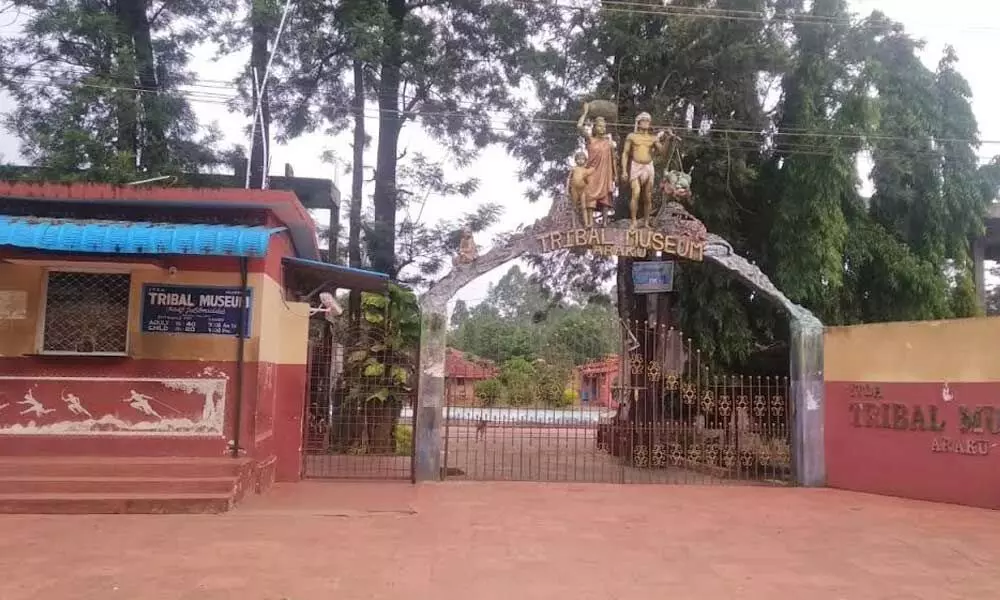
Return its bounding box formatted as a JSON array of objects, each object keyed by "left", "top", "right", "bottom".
[{"left": 42, "top": 271, "right": 131, "bottom": 354}]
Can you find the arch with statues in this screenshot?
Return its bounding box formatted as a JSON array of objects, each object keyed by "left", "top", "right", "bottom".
[
  {"left": 413, "top": 198, "right": 824, "bottom": 485},
  {"left": 412, "top": 102, "right": 825, "bottom": 486}
]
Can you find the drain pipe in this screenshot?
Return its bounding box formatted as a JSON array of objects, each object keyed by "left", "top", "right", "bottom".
[{"left": 231, "top": 256, "right": 250, "bottom": 458}]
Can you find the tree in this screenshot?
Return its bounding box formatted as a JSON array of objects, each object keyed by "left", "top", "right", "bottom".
[
  {"left": 449, "top": 266, "right": 619, "bottom": 371},
  {"left": 334, "top": 283, "right": 420, "bottom": 454},
  {"left": 0, "top": 1, "right": 228, "bottom": 181},
  {"left": 481, "top": 265, "right": 547, "bottom": 322},
  {"left": 236, "top": 0, "right": 563, "bottom": 276},
  {"left": 507, "top": 1, "right": 998, "bottom": 370},
  {"left": 450, "top": 299, "right": 470, "bottom": 329}
]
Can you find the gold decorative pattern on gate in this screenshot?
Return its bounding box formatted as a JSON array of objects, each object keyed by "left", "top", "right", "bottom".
[
  {"left": 652, "top": 444, "right": 667, "bottom": 467},
  {"left": 682, "top": 383, "right": 696, "bottom": 404},
  {"left": 633, "top": 445, "right": 649, "bottom": 467},
  {"left": 665, "top": 372, "right": 679, "bottom": 390},
  {"left": 718, "top": 394, "right": 732, "bottom": 416},
  {"left": 647, "top": 360, "right": 661, "bottom": 382},
  {"left": 630, "top": 354, "right": 645, "bottom": 375},
  {"left": 701, "top": 390, "right": 715, "bottom": 412}
]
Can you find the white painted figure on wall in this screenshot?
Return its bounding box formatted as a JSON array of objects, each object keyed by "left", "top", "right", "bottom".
[
  {"left": 61, "top": 391, "right": 92, "bottom": 418},
  {"left": 124, "top": 390, "right": 161, "bottom": 419},
  {"left": 18, "top": 389, "right": 55, "bottom": 417}
]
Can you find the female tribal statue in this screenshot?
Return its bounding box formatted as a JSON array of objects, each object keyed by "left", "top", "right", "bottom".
[{"left": 576, "top": 102, "right": 617, "bottom": 224}]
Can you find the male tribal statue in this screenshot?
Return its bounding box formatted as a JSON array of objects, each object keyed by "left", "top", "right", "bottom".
[{"left": 620, "top": 112, "right": 673, "bottom": 227}]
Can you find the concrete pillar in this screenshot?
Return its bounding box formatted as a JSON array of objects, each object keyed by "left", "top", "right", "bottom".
[
  {"left": 973, "top": 238, "right": 986, "bottom": 312},
  {"left": 414, "top": 307, "right": 447, "bottom": 481},
  {"left": 789, "top": 320, "right": 825, "bottom": 487}
]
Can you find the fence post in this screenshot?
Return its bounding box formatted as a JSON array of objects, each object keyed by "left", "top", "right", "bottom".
[
  {"left": 414, "top": 304, "right": 447, "bottom": 481},
  {"left": 789, "top": 319, "right": 825, "bottom": 487}
]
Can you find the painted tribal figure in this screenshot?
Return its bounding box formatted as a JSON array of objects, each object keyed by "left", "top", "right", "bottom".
[{"left": 620, "top": 112, "right": 671, "bottom": 227}]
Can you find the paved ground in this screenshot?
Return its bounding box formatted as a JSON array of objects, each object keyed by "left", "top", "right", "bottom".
[{"left": 1, "top": 482, "right": 999, "bottom": 599}]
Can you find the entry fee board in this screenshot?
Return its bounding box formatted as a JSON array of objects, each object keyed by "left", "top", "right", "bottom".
[{"left": 140, "top": 284, "right": 253, "bottom": 337}]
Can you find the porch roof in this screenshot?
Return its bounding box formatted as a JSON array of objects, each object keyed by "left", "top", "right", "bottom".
[{"left": 0, "top": 214, "right": 283, "bottom": 257}]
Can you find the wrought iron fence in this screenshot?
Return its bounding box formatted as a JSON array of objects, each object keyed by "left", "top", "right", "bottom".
[
  {"left": 302, "top": 292, "right": 418, "bottom": 481},
  {"left": 442, "top": 317, "right": 792, "bottom": 485}
]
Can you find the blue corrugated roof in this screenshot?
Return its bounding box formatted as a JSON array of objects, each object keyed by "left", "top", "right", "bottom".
[{"left": 0, "top": 215, "right": 284, "bottom": 257}]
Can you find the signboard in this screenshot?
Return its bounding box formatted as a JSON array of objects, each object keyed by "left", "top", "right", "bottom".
[
  {"left": 141, "top": 284, "right": 252, "bottom": 337},
  {"left": 534, "top": 228, "right": 704, "bottom": 260},
  {"left": 632, "top": 261, "right": 675, "bottom": 294}
]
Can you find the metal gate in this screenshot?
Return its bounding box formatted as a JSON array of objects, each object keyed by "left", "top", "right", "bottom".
[
  {"left": 442, "top": 319, "right": 792, "bottom": 485},
  {"left": 302, "top": 294, "right": 417, "bottom": 481}
]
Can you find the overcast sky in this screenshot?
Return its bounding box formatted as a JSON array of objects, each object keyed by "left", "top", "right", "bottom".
[{"left": 1, "top": 0, "right": 997, "bottom": 306}]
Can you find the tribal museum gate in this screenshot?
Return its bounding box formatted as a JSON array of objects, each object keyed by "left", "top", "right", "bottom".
[
  {"left": 442, "top": 319, "right": 792, "bottom": 485},
  {"left": 302, "top": 311, "right": 417, "bottom": 481}
]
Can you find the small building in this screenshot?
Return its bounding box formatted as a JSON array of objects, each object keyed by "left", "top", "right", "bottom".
[
  {"left": 574, "top": 355, "right": 620, "bottom": 408},
  {"left": 0, "top": 182, "right": 386, "bottom": 512},
  {"left": 444, "top": 348, "right": 497, "bottom": 407}
]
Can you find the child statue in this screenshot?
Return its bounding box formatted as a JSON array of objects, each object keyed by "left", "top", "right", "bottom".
[{"left": 567, "top": 151, "right": 596, "bottom": 227}]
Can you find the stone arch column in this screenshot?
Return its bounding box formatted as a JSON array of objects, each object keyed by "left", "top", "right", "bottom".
[{"left": 413, "top": 215, "right": 824, "bottom": 486}]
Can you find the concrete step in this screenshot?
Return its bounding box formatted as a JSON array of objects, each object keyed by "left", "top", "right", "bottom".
[
  {"left": 0, "top": 476, "right": 237, "bottom": 495},
  {"left": 0, "top": 456, "right": 250, "bottom": 479},
  {"left": 0, "top": 492, "right": 235, "bottom": 514}
]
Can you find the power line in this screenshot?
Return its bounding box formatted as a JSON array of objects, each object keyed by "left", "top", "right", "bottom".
[
  {"left": 535, "top": 0, "right": 1000, "bottom": 33},
  {"left": 12, "top": 60, "right": 1000, "bottom": 148},
  {"left": 8, "top": 75, "right": 1000, "bottom": 164}
]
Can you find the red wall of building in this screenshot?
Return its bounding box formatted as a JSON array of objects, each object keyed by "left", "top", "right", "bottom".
[
  {"left": 0, "top": 232, "right": 310, "bottom": 486},
  {"left": 824, "top": 319, "right": 1000, "bottom": 509}
]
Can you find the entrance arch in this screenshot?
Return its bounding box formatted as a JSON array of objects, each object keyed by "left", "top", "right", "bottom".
[{"left": 413, "top": 201, "right": 824, "bottom": 486}]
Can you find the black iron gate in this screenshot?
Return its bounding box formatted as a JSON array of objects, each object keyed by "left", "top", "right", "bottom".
[
  {"left": 302, "top": 294, "right": 417, "bottom": 481},
  {"left": 442, "top": 319, "right": 792, "bottom": 485}
]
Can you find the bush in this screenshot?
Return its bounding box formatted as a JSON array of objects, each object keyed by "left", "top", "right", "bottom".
[
  {"left": 474, "top": 378, "right": 503, "bottom": 406},
  {"left": 499, "top": 358, "right": 538, "bottom": 406},
  {"left": 394, "top": 423, "right": 413, "bottom": 456},
  {"left": 558, "top": 388, "right": 578, "bottom": 407}
]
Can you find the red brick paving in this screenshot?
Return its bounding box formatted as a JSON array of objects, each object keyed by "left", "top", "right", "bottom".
[{"left": 1, "top": 482, "right": 999, "bottom": 599}]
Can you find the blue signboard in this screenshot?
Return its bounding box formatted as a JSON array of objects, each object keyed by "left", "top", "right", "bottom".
[
  {"left": 632, "top": 261, "right": 675, "bottom": 294},
  {"left": 141, "top": 284, "right": 252, "bottom": 337}
]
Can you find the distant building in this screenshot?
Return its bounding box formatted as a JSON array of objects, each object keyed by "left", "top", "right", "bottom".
[
  {"left": 445, "top": 348, "right": 497, "bottom": 406},
  {"left": 574, "top": 355, "right": 620, "bottom": 408}
]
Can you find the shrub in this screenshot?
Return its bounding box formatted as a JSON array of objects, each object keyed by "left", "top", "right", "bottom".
[
  {"left": 558, "top": 388, "right": 578, "bottom": 407},
  {"left": 394, "top": 424, "right": 413, "bottom": 456},
  {"left": 474, "top": 378, "right": 503, "bottom": 406}
]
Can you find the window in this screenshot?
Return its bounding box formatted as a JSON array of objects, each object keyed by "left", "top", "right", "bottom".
[{"left": 40, "top": 271, "right": 131, "bottom": 355}]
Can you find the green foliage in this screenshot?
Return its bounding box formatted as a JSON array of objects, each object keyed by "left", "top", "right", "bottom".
[
  {"left": 507, "top": 0, "right": 999, "bottom": 367},
  {"left": 450, "top": 266, "right": 618, "bottom": 367},
  {"left": 473, "top": 358, "right": 576, "bottom": 408},
  {"left": 394, "top": 423, "right": 412, "bottom": 457},
  {"left": 343, "top": 283, "right": 420, "bottom": 407},
  {"left": 221, "top": 0, "right": 563, "bottom": 275},
  {"left": 474, "top": 378, "right": 503, "bottom": 407},
  {"left": 497, "top": 357, "right": 536, "bottom": 407},
  {"left": 0, "top": 0, "right": 229, "bottom": 180}
]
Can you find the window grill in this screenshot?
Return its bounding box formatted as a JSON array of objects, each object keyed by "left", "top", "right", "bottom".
[{"left": 41, "top": 271, "right": 131, "bottom": 354}]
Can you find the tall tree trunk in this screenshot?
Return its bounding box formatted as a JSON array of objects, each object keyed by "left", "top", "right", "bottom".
[
  {"left": 249, "top": 0, "right": 272, "bottom": 189},
  {"left": 113, "top": 1, "right": 139, "bottom": 163},
  {"left": 120, "top": 0, "right": 167, "bottom": 171},
  {"left": 348, "top": 58, "right": 365, "bottom": 324},
  {"left": 369, "top": 0, "right": 406, "bottom": 277}
]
